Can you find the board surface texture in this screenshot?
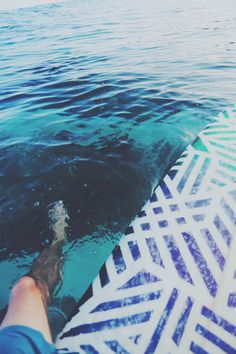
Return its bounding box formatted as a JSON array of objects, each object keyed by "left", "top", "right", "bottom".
[{"left": 57, "top": 107, "right": 236, "bottom": 353}]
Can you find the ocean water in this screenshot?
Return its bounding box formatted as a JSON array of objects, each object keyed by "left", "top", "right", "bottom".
[{"left": 0, "top": 0, "right": 236, "bottom": 335}]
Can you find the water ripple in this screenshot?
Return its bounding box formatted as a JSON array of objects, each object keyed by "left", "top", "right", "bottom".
[{"left": 0, "top": 0, "right": 236, "bottom": 335}]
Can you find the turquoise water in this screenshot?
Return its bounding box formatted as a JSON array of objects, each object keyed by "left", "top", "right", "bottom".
[{"left": 0, "top": 0, "right": 236, "bottom": 335}]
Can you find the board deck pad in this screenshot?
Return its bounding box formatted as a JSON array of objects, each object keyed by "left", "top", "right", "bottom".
[{"left": 57, "top": 107, "right": 236, "bottom": 353}]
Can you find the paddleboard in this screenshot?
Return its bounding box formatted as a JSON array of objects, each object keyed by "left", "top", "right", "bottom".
[{"left": 57, "top": 107, "right": 236, "bottom": 353}]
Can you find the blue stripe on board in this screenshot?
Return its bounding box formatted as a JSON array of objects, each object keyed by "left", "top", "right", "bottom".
[
  {"left": 177, "top": 154, "right": 199, "bottom": 193},
  {"left": 211, "top": 178, "right": 226, "bottom": 187},
  {"left": 185, "top": 198, "right": 211, "bottom": 209},
  {"left": 153, "top": 206, "right": 163, "bottom": 214},
  {"left": 196, "top": 324, "right": 236, "bottom": 353},
  {"left": 150, "top": 193, "right": 158, "bottom": 203},
  {"left": 168, "top": 169, "right": 178, "bottom": 180},
  {"left": 99, "top": 263, "right": 110, "bottom": 287},
  {"left": 217, "top": 169, "right": 236, "bottom": 183},
  {"left": 228, "top": 293, "right": 236, "bottom": 308},
  {"left": 129, "top": 335, "right": 142, "bottom": 345},
  {"left": 172, "top": 297, "right": 194, "bottom": 346},
  {"left": 219, "top": 160, "right": 236, "bottom": 173},
  {"left": 141, "top": 223, "right": 151, "bottom": 231},
  {"left": 105, "top": 340, "right": 130, "bottom": 354},
  {"left": 229, "top": 189, "right": 236, "bottom": 202},
  {"left": 91, "top": 290, "right": 162, "bottom": 313},
  {"left": 163, "top": 235, "right": 193, "bottom": 284},
  {"left": 220, "top": 198, "right": 236, "bottom": 225},
  {"left": 138, "top": 210, "right": 147, "bottom": 218},
  {"left": 124, "top": 226, "right": 134, "bottom": 235},
  {"left": 181, "top": 153, "right": 188, "bottom": 158},
  {"left": 169, "top": 204, "right": 180, "bottom": 211},
  {"left": 112, "top": 245, "right": 126, "bottom": 274},
  {"left": 200, "top": 229, "right": 225, "bottom": 271},
  {"left": 201, "top": 306, "right": 236, "bottom": 336},
  {"left": 176, "top": 217, "right": 186, "bottom": 225},
  {"left": 223, "top": 110, "right": 231, "bottom": 119},
  {"left": 57, "top": 352, "right": 80, "bottom": 354},
  {"left": 57, "top": 349, "right": 71, "bottom": 353},
  {"left": 192, "top": 214, "right": 205, "bottom": 222},
  {"left": 190, "top": 342, "right": 209, "bottom": 354},
  {"left": 80, "top": 345, "right": 99, "bottom": 354},
  {"left": 190, "top": 158, "right": 211, "bottom": 195},
  {"left": 119, "top": 270, "right": 161, "bottom": 290},
  {"left": 146, "top": 237, "right": 164, "bottom": 268},
  {"left": 158, "top": 220, "right": 168, "bottom": 228},
  {"left": 182, "top": 232, "right": 218, "bottom": 297},
  {"left": 160, "top": 180, "right": 173, "bottom": 199},
  {"left": 144, "top": 288, "right": 179, "bottom": 354},
  {"left": 213, "top": 214, "right": 232, "bottom": 247},
  {"left": 128, "top": 240, "right": 141, "bottom": 261},
  {"left": 61, "top": 311, "right": 152, "bottom": 339},
  {"left": 58, "top": 352, "right": 79, "bottom": 354}
]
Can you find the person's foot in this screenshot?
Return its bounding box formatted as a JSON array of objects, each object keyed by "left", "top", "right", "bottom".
[{"left": 28, "top": 201, "right": 69, "bottom": 308}]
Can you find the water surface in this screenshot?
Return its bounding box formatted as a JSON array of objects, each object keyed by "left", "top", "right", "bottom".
[{"left": 0, "top": 0, "right": 236, "bottom": 335}]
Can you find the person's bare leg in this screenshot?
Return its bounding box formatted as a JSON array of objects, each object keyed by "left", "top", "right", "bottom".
[
  {"left": 0, "top": 201, "right": 68, "bottom": 343},
  {"left": 0, "top": 276, "right": 52, "bottom": 343}
]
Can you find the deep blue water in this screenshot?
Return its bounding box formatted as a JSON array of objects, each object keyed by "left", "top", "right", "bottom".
[{"left": 0, "top": 0, "right": 236, "bottom": 335}]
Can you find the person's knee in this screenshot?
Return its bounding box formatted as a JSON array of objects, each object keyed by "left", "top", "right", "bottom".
[{"left": 11, "top": 276, "right": 38, "bottom": 298}]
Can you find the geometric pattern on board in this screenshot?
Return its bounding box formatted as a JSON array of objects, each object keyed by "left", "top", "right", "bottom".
[{"left": 56, "top": 107, "right": 236, "bottom": 353}]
